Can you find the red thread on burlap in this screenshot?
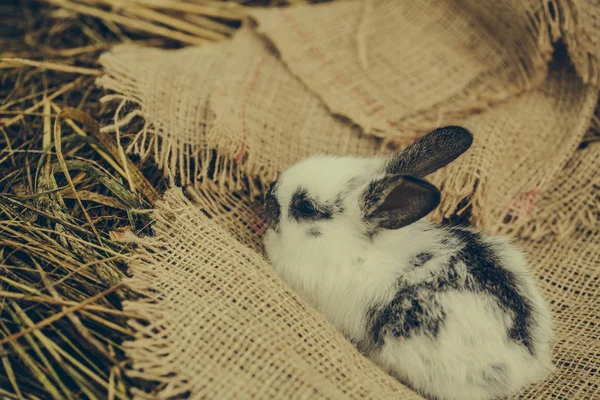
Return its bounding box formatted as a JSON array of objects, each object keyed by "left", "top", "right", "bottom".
[
  {"left": 278, "top": 8, "right": 399, "bottom": 129},
  {"left": 505, "top": 188, "right": 541, "bottom": 224},
  {"left": 237, "top": 54, "right": 267, "bottom": 161},
  {"left": 251, "top": 219, "right": 267, "bottom": 236}
]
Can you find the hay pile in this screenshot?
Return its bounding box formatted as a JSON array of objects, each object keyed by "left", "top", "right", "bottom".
[
  {"left": 0, "top": 0, "right": 319, "bottom": 398},
  {"left": 0, "top": 0, "right": 598, "bottom": 399}
]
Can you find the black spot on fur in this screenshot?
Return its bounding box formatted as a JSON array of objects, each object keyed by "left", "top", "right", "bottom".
[
  {"left": 360, "top": 176, "right": 398, "bottom": 237},
  {"left": 306, "top": 227, "right": 321, "bottom": 237},
  {"left": 364, "top": 227, "right": 381, "bottom": 240},
  {"left": 361, "top": 177, "right": 392, "bottom": 212},
  {"left": 264, "top": 180, "right": 280, "bottom": 227},
  {"left": 366, "top": 228, "right": 534, "bottom": 355},
  {"left": 482, "top": 363, "right": 509, "bottom": 391},
  {"left": 289, "top": 188, "right": 335, "bottom": 222},
  {"left": 410, "top": 252, "right": 433, "bottom": 268},
  {"left": 368, "top": 287, "right": 447, "bottom": 344},
  {"left": 367, "top": 264, "right": 463, "bottom": 345},
  {"left": 449, "top": 227, "right": 535, "bottom": 355},
  {"left": 320, "top": 205, "right": 334, "bottom": 219}
]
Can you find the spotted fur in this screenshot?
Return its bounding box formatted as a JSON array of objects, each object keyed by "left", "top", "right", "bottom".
[{"left": 263, "top": 126, "right": 554, "bottom": 400}]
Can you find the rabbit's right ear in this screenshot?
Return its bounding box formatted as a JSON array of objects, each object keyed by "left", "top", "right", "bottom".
[
  {"left": 386, "top": 126, "right": 473, "bottom": 177},
  {"left": 361, "top": 174, "right": 440, "bottom": 230}
]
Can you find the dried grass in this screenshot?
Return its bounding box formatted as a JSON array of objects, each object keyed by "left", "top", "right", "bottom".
[{"left": 0, "top": 0, "right": 324, "bottom": 397}]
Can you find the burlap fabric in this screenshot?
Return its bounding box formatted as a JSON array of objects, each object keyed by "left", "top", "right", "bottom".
[
  {"left": 123, "top": 186, "right": 421, "bottom": 399},
  {"left": 517, "top": 147, "right": 600, "bottom": 399},
  {"left": 250, "top": 0, "right": 600, "bottom": 136},
  {"left": 98, "top": 28, "right": 383, "bottom": 197},
  {"left": 95, "top": 0, "right": 600, "bottom": 399}
]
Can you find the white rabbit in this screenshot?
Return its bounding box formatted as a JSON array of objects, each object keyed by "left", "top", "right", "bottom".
[{"left": 263, "top": 126, "right": 554, "bottom": 400}]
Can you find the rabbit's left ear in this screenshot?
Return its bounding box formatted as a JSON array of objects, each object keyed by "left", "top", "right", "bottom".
[
  {"left": 386, "top": 126, "right": 473, "bottom": 177},
  {"left": 361, "top": 174, "right": 440, "bottom": 230}
]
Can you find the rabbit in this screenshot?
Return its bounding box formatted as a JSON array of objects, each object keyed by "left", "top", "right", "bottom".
[{"left": 262, "top": 126, "right": 554, "bottom": 400}]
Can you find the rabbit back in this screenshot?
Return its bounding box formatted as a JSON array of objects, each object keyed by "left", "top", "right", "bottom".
[{"left": 362, "top": 225, "right": 553, "bottom": 400}]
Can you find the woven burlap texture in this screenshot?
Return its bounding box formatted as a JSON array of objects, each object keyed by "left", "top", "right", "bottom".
[
  {"left": 98, "top": 30, "right": 597, "bottom": 230},
  {"left": 95, "top": 0, "right": 600, "bottom": 399},
  {"left": 122, "top": 156, "right": 600, "bottom": 399},
  {"left": 123, "top": 187, "right": 421, "bottom": 400},
  {"left": 496, "top": 144, "right": 600, "bottom": 240},
  {"left": 98, "top": 28, "right": 384, "bottom": 197},
  {"left": 250, "top": 0, "right": 600, "bottom": 137}
]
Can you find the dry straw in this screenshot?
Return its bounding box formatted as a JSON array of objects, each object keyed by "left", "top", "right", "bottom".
[{"left": 0, "top": 1, "right": 321, "bottom": 398}]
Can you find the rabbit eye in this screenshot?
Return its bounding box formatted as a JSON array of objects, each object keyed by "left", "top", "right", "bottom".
[
  {"left": 289, "top": 188, "right": 333, "bottom": 222},
  {"left": 297, "top": 200, "right": 316, "bottom": 216}
]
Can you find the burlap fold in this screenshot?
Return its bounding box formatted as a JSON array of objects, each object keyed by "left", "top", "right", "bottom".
[
  {"left": 96, "top": 1, "right": 600, "bottom": 399},
  {"left": 250, "top": 0, "right": 600, "bottom": 137},
  {"left": 121, "top": 163, "right": 600, "bottom": 399},
  {"left": 426, "top": 63, "right": 597, "bottom": 230},
  {"left": 123, "top": 187, "right": 421, "bottom": 400},
  {"left": 98, "top": 30, "right": 597, "bottom": 229},
  {"left": 98, "top": 28, "right": 384, "bottom": 197}
]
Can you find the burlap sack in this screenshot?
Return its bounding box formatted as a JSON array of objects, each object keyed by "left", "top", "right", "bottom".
[
  {"left": 427, "top": 63, "right": 597, "bottom": 229},
  {"left": 94, "top": 1, "right": 600, "bottom": 399},
  {"left": 123, "top": 186, "right": 422, "bottom": 399},
  {"left": 250, "top": 0, "right": 600, "bottom": 137},
  {"left": 98, "top": 30, "right": 597, "bottom": 229},
  {"left": 121, "top": 154, "right": 600, "bottom": 399},
  {"left": 98, "top": 28, "right": 385, "bottom": 197}
]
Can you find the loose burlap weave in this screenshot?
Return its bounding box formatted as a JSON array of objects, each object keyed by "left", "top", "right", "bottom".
[
  {"left": 95, "top": 0, "right": 600, "bottom": 399},
  {"left": 250, "top": 0, "right": 600, "bottom": 135}
]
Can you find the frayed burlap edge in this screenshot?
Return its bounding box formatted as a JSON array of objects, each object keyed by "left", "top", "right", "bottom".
[
  {"left": 95, "top": 90, "right": 263, "bottom": 199},
  {"left": 495, "top": 143, "right": 600, "bottom": 241},
  {"left": 95, "top": 0, "right": 599, "bottom": 206},
  {"left": 249, "top": 0, "right": 599, "bottom": 140},
  {"left": 118, "top": 189, "right": 205, "bottom": 399}
]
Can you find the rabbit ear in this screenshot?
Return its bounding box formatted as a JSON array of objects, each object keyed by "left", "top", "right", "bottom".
[
  {"left": 362, "top": 174, "right": 440, "bottom": 230},
  {"left": 386, "top": 126, "right": 473, "bottom": 177}
]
